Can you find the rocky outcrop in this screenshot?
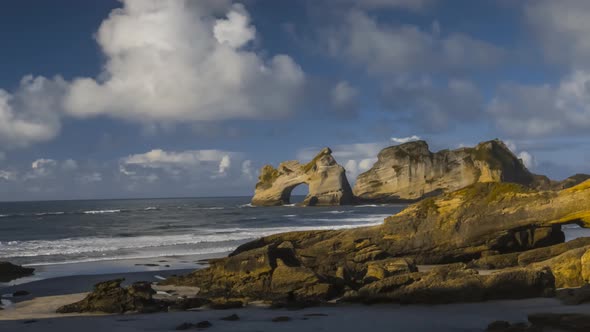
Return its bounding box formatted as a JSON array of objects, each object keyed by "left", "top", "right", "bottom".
[
  {"left": 0, "top": 261, "right": 34, "bottom": 282},
  {"left": 353, "top": 139, "right": 539, "bottom": 202},
  {"left": 56, "top": 279, "right": 163, "bottom": 314},
  {"left": 251, "top": 147, "right": 353, "bottom": 206},
  {"left": 162, "top": 181, "right": 590, "bottom": 306}
]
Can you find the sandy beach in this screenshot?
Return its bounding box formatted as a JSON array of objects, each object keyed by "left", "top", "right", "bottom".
[{"left": 1, "top": 265, "right": 590, "bottom": 331}]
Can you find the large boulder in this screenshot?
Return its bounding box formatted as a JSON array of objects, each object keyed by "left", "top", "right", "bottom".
[
  {"left": 251, "top": 148, "right": 353, "bottom": 206},
  {"left": 0, "top": 261, "right": 34, "bottom": 282},
  {"left": 57, "top": 279, "right": 161, "bottom": 314},
  {"left": 353, "top": 139, "right": 540, "bottom": 203}
]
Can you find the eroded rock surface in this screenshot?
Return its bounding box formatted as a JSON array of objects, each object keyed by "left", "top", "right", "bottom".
[
  {"left": 353, "top": 139, "right": 540, "bottom": 202},
  {"left": 251, "top": 147, "right": 353, "bottom": 206},
  {"left": 163, "top": 181, "right": 590, "bottom": 306}
]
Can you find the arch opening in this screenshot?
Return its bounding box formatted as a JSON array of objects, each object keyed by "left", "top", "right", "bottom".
[{"left": 281, "top": 183, "right": 309, "bottom": 205}]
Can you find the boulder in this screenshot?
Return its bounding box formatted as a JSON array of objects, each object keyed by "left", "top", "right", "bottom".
[
  {"left": 56, "top": 279, "right": 161, "bottom": 314},
  {"left": 531, "top": 246, "right": 590, "bottom": 288},
  {"left": 353, "top": 139, "right": 540, "bottom": 202},
  {"left": 251, "top": 148, "right": 353, "bottom": 206},
  {"left": 0, "top": 261, "right": 34, "bottom": 282}
]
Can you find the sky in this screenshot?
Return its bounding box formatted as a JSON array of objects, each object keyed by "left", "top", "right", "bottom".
[{"left": 1, "top": 0, "right": 590, "bottom": 201}]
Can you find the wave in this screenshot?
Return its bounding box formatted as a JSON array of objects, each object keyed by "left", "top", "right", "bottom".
[
  {"left": 83, "top": 209, "right": 122, "bottom": 214},
  {"left": 238, "top": 203, "right": 255, "bottom": 208},
  {"left": 302, "top": 214, "right": 390, "bottom": 223},
  {"left": 22, "top": 246, "right": 237, "bottom": 267},
  {"left": 195, "top": 207, "right": 224, "bottom": 210},
  {"left": 0, "top": 222, "right": 384, "bottom": 259},
  {"left": 144, "top": 207, "right": 159, "bottom": 211},
  {"left": 321, "top": 210, "right": 354, "bottom": 214},
  {"left": 283, "top": 214, "right": 297, "bottom": 218},
  {"left": 355, "top": 204, "right": 379, "bottom": 208},
  {"left": 35, "top": 212, "right": 65, "bottom": 216}
]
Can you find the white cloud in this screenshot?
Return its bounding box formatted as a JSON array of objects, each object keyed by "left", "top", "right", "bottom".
[
  {"left": 217, "top": 155, "right": 231, "bottom": 176},
  {"left": 331, "top": 81, "right": 359, "bottom": 115},
  {"left": 526, "top": 0, "right": 590, "bottom": 67},
  {"left": 518, "top": 151, "right": 536, "bottom": 169},
  {"left": 488, "top": 70, "right": 590, "bottom": 137},
  {"left": 391, "top": 135, "right": 421, "bottom": 144},
  {"left": 323, "top": 10, "right": 504, "bottom": 74},
  {"left": 0, "top": 76, "right": 66, "bottom": 149},
  {"left": 213, "top": 4, "right": 256, "bottom": 48},
  {"left": 63, "top": 0, "right": 305, "bottom": 123}
]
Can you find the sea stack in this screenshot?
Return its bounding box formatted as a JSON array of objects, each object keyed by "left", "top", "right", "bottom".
[
  {"left": 353, "top": 139, "right": 541, "bottom": 202},
  {"left": 251, "top": 147, "right": 353, "bottom": 206}
]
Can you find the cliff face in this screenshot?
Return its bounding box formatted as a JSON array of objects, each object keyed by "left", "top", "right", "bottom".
[
  {"left": 251, "top": 148, "right": 353, "bottom": 206},
  {"left": 353, "top": 139, "right": 537, "bottom": 202}
]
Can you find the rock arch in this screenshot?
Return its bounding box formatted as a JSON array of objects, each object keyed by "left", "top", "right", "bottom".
[{"left": 251, "top": 148, "right": 353, "bottom": 206}]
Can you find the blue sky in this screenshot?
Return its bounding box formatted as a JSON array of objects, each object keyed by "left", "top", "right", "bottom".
[{"left": 1, "top": 0, "right": 589, "bottom": 201}]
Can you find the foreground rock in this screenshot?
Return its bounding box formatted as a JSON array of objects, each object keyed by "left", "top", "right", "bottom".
[
  {"left": 0, "top": 261, "right": 34, "bottom": 282},
  {"left": 353, "top": 140, "right": 543, "bottom": 202},
  {"left": 251, "top": 147, "right": 353, "bottom": 206},
  {"left": 162, "top": 181, "right": 590, "bottom": 306},
  {"left": 57, "top": 279, "right": 164, "bottom": 314}
]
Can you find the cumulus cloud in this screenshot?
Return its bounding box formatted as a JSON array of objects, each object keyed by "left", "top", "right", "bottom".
[
  {"left": 330, "top": 81, "right": 359, "bottom": 115},
  {"left": 323, "top": 10, "right": 504, "bottom": 75},
  {"left": 120, "top": 148, "right": 252, "bottom": 183},
  {"left": 63, "top": 0, "right": 305, "bottom": 123},
  {"left": 381, "top": 77, "right": 483, "bottom": 131},
  {"left": 0, "top": 76, "right": 66, "bottom": 149},
  {"left": 391, "top": 135, "right": 421, "bottom": 144},
  {"left": 488, "top": 71, "right": 590, "bottom": 137}
]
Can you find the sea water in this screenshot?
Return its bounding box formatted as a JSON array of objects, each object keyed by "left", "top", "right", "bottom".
[{"left": 0, "top": 197, "right": 404, "bottom": 267}]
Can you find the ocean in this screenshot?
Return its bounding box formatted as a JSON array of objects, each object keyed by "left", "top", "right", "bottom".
[
  {"left": 1, "top": 197, "right": 589, "bottom": 269},
  {"left": 0, "top": 197, "right": 406, "bottom": 267}
]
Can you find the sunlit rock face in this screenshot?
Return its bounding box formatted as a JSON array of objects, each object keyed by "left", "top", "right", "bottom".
[
  {"left": 353, "top": 139, "right": 539, "bottom": 202},
  {"left": 251, "top": 147, "right": 353, "bottom": 206}
]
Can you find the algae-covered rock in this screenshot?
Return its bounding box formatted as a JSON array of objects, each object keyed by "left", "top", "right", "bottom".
[
  {"left": 165, "top": 181, "right": 590, "bottom": 306},
  {"left": 251, "top": 147, "right": 353, "bottom": 206},
  {"left": 532, "top": 246, "right": 590, "bottom": 288},
  {"left": 56, "top": 279, "right": 161, "bottom": 314}
]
